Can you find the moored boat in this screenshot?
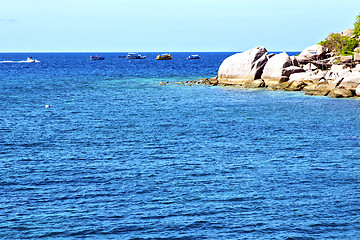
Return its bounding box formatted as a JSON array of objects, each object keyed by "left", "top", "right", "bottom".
[
  {"left": 156, "top": 53, "right": 172, "bottom": 60},
  {"left": 125, "top": 53, "right": 146, "bottom": 59},
  {"left": 90, "top": 55, "right": 105, "bottom": 60},
  {"left": 187, "top": 54, "right": 200, "bottom": 59}
]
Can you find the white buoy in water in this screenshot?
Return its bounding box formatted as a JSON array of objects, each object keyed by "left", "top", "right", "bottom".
[{"left": 45, "top": 105, "right": 50, "bottom": 108}]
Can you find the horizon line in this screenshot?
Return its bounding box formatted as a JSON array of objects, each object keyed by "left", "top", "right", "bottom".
[{"left": 0, "top": 50, "right": 302, "bottom": 53}]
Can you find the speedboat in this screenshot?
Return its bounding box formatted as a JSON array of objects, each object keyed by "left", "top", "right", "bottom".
[
  {"left": 125, "top": 53, "right": 146, "bottom": 59},
  {"left": 1, "top": 57, "right": 39, "bottom": 63},
  {"left": 187, "top": 54, "right": 200, "bottom": 59},
  {"left": 25, "top": 57, "right": 36, "bottom": 63},
  {"left": 90, "top": 55, "right": 105, "bottom": 60},
  {"left": 156, "top": 53, "right": 172, "bottom": 60}
]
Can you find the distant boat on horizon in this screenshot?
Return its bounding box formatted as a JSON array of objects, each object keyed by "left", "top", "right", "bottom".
[
  {"left": 187, "top": 54, "right": 200, "bottom": 60},
  {"left": 125, "top": 53, "right": 146, "bottom": 59},
  {"left": 0, "top": 57, "right": 40, "bottom": 63},
  {"left": 90, "top": 55, "right": 105, "bottom": 60},
  {"left": 24, "top": 57, "right": 40, "bottom": 63},
  {"left": 156, "top": 53, "right": 172, "bottom": 60}
]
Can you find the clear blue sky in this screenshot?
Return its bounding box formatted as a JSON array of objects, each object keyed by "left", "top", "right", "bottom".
[{"left": 1, "top": 0, "right": 359, "bottom": 52}]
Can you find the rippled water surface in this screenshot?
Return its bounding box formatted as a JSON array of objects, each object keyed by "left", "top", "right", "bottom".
[{"left": 1, "top": 52, "right": 360, "bottom": 239}]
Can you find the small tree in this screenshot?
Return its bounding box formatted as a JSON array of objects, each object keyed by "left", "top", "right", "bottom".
[
  {"left": 319, "top": 33, "right": 358, "bottom": 56},
  {"left": 354, "top": 14, "right": 360, "bottom": 36},
  {"left": 319, "top": 14, "right": 360, "bottom": 56}
]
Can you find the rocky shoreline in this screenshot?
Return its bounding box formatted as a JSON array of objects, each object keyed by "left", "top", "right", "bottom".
[
  {"left": 213, "top": 44, "right": 360, "bottom": 98},
  {"left": 162, "top": 28, "right": 360, "bottom": 98},
  {"left": 209, "top": 44, "right": 360, "bottom": 98}
]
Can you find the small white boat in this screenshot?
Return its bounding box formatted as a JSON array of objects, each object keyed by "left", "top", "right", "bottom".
[
  {"left": 19, "top": 57, "right": 40, "bottom": 63},
  {"left": 125, "top": 53, "right": 146, "bottom": 59},
  {"left": 187, "top": 54, "right": 200, "bottom": 60},
  {"left": 0, "top": 57, "right": 40, "bottom": 63},
  {"left": 25, "top": 57, "right": 36, "bottom": 62}
]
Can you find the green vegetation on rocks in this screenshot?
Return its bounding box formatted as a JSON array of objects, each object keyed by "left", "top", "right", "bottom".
[
  {"left": 319, "top": 14, "right": 360, "bottom": 56},
  {"left": 319, "top": 33, "right": 358, "bottom": 56},
  {"left": 354, "top": 14, "right": 360, "bottom": 36}
]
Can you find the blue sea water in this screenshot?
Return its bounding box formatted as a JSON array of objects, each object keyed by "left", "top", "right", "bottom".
[{"left": 0, "top": 52, "right": 360, "bottom": 239}]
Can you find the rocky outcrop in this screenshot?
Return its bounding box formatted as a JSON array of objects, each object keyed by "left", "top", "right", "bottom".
[
  {"left": 338, "top": 71, "right": 360, "bottom": 91},
  {"left": 325, "top": 65, "right": 351, "bottom": 80},
  {"left": 213, "top": 44, "right": 360, "bottom": 99},
  {"left": 261, "top": 52, "right": 304, "bottom": 86},
  {"left": 296, "top": 44, "right": 326, "bottom": 63},
  {"left": 218, "top": 47, "right": 268, "bottom": 85}
]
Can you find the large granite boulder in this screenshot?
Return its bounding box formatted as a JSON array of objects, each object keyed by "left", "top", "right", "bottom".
[
  {"left": 297, "top": 44, "right": 326, "bottom": 64},
  {"left": 325, "top": 65, "right": 351, "bottom": 80},
  {"left": 218, "top": 47, "right": 268, "bottom": 85},
  {"left": 261, "top": 52, "right": 303, "bottom": 86},
  {"left": 338, "top": 71, "right": 360, "bottom": 91}
]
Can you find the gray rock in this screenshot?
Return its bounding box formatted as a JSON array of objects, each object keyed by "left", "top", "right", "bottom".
[
  {"left": 328, "top": 88, "right": 353, "bottom": 98},
  {"left": 298, "top": 44, "right": 326, "bottom": 60},
  {"left": 261, "top": 52, "right": 292, "bottom": 86},
  {"left": 283, "top": 66, "right": 305, "bottom": 77},
  {"left": 290, "top": 71, "right": 326, "bottom": 83},
  {"left": 340, "top": 56, "right": 352, "bottom": 63},
  {"left": 325, "top": 65, "right": 351, "bottom": 80},
  {"left": 339, "top": 71, "right": 360, "bottom": 91},
  {"left": 218, "top": 47, "right": 268, "bottom": 85}
]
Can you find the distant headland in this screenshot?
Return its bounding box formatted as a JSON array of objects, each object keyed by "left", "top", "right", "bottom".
[{"left": 173, "top": 14, "right": 360, "bottom": 98}]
